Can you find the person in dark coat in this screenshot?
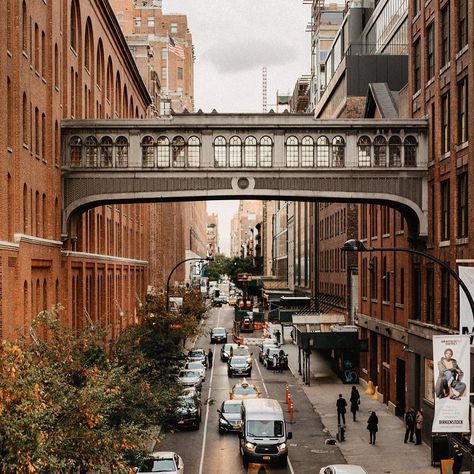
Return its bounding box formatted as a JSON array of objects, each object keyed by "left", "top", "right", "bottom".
[
  {"left": 415, "top": 408, "right": 423, "bottom": 445},
  {"left": 350, "top": 386, "right": 360, "bottom": 421},
  {"left": 336, "top": 393, "right": 347, "bottom": 426},
  {"left": 367, "top": 411, "right": 379, "bottom": 445},
  {"left": 453, "top": 444, "right": 463, "bottom": 474},
  {"left": 404, "top": 407, "right": 416, "bottom": 443},
  {"left": 207, "top": 348, "right": 213, "bottom": 369}
]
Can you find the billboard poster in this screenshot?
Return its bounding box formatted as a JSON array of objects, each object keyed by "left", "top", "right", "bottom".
[
  {"left": 432, "top": 335, "right": 470, "bottom": 433},
  {"left": 459, "top": 266, "right": 474, "bottom": 344}
]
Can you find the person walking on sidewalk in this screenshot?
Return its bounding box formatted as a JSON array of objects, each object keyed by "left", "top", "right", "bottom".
[
  {"left": 350, "top": 386, "right": 360, "bottom": 421},
  {"left": 453, "top": 444, "right": 463, "bottom": 474},
  {"left": 415, "top": 408, "right": 423, "bottom": 445},
  {"left": 367, "top": 411, "right": 379, "bottom": 445},
  {"left": 274, "top": 329, "right": 281, "bottom": 345},
  {"left": 336, "top": 394, "right": 347, "bottom": 426},
  {"left": 207, "top": 348, "right": 213, "bottom": 369},
  {"left": 404, "top": 407, "right": 416, "bottom": 443}
]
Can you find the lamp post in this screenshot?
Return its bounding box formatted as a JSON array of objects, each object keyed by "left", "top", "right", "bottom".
[
  {"left": 166, "top": 256, "right": 214, "bottom": 311},
  {"left": 341, "top": 239, "right": 474, "bottom": 320}
]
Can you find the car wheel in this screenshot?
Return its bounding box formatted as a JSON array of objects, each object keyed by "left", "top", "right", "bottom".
[
  {"left": 279, "top": 455, "right": 288, "bottom": 468},
  {"left": 227, "top": 371, "right": 232, "bottom": 377},
  {"left": 242, "top": 455, "right": 249, "bottom": 468},
  {"left": 248, "top": 371, "right": 252, "bottom": 377},
  {"left": 194, "top": 422, "right": 200, "bottom": 431},
  {"left": 219, "top": 426, "right": 224, "bottom": 434}
]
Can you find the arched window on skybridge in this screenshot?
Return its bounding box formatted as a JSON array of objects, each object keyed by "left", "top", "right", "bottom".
[
  {"left": 301, "top": 136, "right": 314, "bottom": 167},
  {"left": 404, "top": 136, "right": 418, "bottom": 167},
  {"left": 373, "top": 136, "right": 387, "bottom": 167},
  {"left": 85, "top": 136, "right": 99, "bottom": 167},
  {"left": 156, "top": 136, "right": 170, "bottom": 167},
  {"left": 316, "top": 136, "right": 330, "bottom": 167},
  {"left": 141, "top": 136, "right": 155, "bottom": 167},
  {"left": 286, "top": 136, "right": 299, "bottom": 167},
  {"left": 332, "top": 136, "right": 345, "bottom": 167},
  {"left": 357, "top": 136, "right": 372, "bottom": 167},
  {"left": 388, "top": 136, "right": 401, "bottom": 166},
  {"left": 100, "top": 136, "right": 113, "bottom": 167},
  {"left": 214, "top": 136, "right": 227, "bottom": 167},
  {"left": 115, "top": 136, "right": 129, "bottom": 167},
  {"left": 244, "top": 136, "right": 257, "bottom": 167},
  {"left": 229, "top": 136, "right": 242, "bottom": 167},
  {"left": 259, "top": 136, "right": 273, "bottom": 167},
  {"left": 187, "top": 136, "right": 200, "bottom": 167},
  {"left": 69, "top": 136, "right": 83, "bottom": 167},
  {"left": 172, "top": 136, "right": 186, "bottom": 167}
]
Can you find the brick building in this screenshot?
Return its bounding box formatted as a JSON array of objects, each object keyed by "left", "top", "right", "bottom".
[{"left": 207, "top": 213, "right": 219, "bottom": 256}]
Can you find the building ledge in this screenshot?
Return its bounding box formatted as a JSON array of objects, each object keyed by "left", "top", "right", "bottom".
[
  {"left": 14, "top": 233, "right": 63, "bottom": 248},
  {"left": 61, "top": 250, "right": 148, "bottom": 265},
  {"left": 0, "top": 240, "right": 20, "bottom": 252}
]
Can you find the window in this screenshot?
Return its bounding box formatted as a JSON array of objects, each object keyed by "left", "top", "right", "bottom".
[
  {"left": 84, "top": 21, "right": 92, "bottom": 72},
  {"left": 301, "top": 136, "right": 314, "bottom": 166},
  {"left": 259, "top": 136, "right": 273, "bottom": 167},
  {"left": 170, "top": 23, "right": 178, "bottom": 33},
  {"left": 413, "top": 38, "right": 421, "bottom": 92},
  {"left": 424, "top": 359, "right": 434, "bottom": 403},
  {"left": 441, "top": 4, "right": 450, "bottom": 67},
  {"left": 316, "top": 136, "right": 329, "bottom": 166},
  {"left": 85, "top": 136, "right": 99, "bottom": 167},
  {"left": 244, "top": 136, "right": 257, "bottom": 166},
  {"left": 115, "top": 136, "right": 128, "bottom": 167},
  {"left": 134, "top": 17, "right": 141, "bottom": 28},
  {"left": 370, "top": 257, "right": 377, "bottom": 300},
  {"left": 172, "top": 136, "right": 185, "bottom": 167},
  {"left": 187, "top": 136, "right": 200, "bottom": 167},
  {"left": 457, "top": 173, "right": 468, "bottom": 239},
  {"left": 357, "top": 136, "right": 371, "bottom": 166},
  {"left": 426, "top": 23, "right": 434, "bottom": 80},
  {"left": 161, "top": 47, "right": 167, "bottom": 59},
  {"left": 177, "top": 67, "right": 183, "bottom": 80},
  {"left": 388, "top": 136, "right": 401, "bottom": 166},
  {"left": 156, "top": 136, "right": 170, "bottom": 167},
  {"left": 373, "top": 136, "right": 387, "bottom": 166},
  {"left": 229, "top": 136, "right": 242, "bottom": 167},
  {"left": 399, "top": 268, "right": 405, "bottom": 305},
  {"left": 413, "top": 0, "right": 420, "bottom": 16},
  {"left": 286, "top": 136, "right": 299, "bottom": 167},
  {"left": 441, "top": 269, "right": 450, "bottom": 326},
  {"left": 458, "top": 78, "right": 468, "bottom": 144},
  {"left": 34, "top": 107, "right": 39, "bottom": 155},
  {"left": 70, "top": 1, "right": 78, "bottom": 51},
  {"left": 214, "top": 136, "right": 226, "bottom": 167},
  {"left": 147, "top": 17, "right": 155, "bottom": 27},
  {"left": 404, "top": 136, "right": 417, "bottom": 166},
  {"left": 34, "top": 23, "right": 39, "bottom": 70},
  {"left": 332, "top": 136, "right": 345, "bottom": 167},
  {"left": 382, "top": 256, "right": 390, "bottom": 302},
  {"left": 7, "top": 78, "right": 12, "bottom": 149},
  {"left": 22, "top": 1, "right": 28, "bottom": 53},
  {"left": 426, "top": 268, "right": 434, "bottom": 322},
  {"left": 100, "top": 136, "right": 113, "bottom": 167},
  {"left": 441, "top": 93, "right": 450, "bottom": 153},
  {"left": 430, "top": 183, "right": 436, "bottom": 239},
  {"left": 54, "top": 44, "right": 59, "bottom": 88},
  {"left": 161, "top": 67, "right": 167, "bottom": 82},
  {"left": 440, "top": 180, "right": 450, "bottom": 241},
  {"left": 41, "top": 113, "right": 45, "bottom": 159},
  {"left": 458, "top": 0, "right": 467, "bottom": 50},
  {"left": 22, "top": 93, "right": 28, "bottom": 145},
  {"left": 70, "top": 136, "right": 82, "bottom": 166}
]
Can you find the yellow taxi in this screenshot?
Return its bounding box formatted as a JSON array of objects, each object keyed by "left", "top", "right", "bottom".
[{"left": 229, "top": 378, "right": 261, "bottom": 400}]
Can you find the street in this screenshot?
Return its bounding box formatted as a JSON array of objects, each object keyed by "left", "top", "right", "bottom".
[{"left": 156, "top": 306, "right": 346, "bottom": 474}]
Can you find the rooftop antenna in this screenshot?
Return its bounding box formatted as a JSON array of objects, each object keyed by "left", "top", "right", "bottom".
[{"left": 262, "top": 67, "right": 267, "bottom": 113}]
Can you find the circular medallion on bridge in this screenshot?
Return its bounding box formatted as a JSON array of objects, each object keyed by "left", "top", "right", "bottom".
[
  {"left": 237, "top": 177, "right": 250, "bottom": 189},
  {"left": 231, "top": 176, "right": 255, "bottom": 192}
]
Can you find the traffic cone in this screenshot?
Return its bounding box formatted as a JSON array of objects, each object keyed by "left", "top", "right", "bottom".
[
  {"left": 371, "top": 385, "right": 379, "bottom": 400},
  {"left": 285, "top": 384, "right": 290, "bottom": 405},
  {"left": 366, "top": 380, "right": 375, "bottom": 395}
]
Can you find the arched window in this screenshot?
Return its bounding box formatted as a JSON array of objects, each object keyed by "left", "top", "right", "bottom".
[
  {"left": 332, "top": 136, "right": 345, "bottom": 167},
  {"left": 229, "top": 136, "right": 242, "bottom": 167},
  {"left": 34, "top": 107, "right": 39, "bottom": 155},
  {"left": 22, "top": 93, "right": 28, "bottom": 146},
  {"left": 188, "top": 136, "right": 200, "bottom": 167},
  {"left": 157, "top": 136, "right": 170, "bottom": 167},
  {"left": 70, "top": 136, "right": 82, "bottom": 166},
  {"left": 84, "top": 136, "right": 98, "bottom": 167},
  {"left": 41, "top": 31, "right": 45, "bottom": 77},
  {"left": 54, "top": 44, "right": 59, "bottom": 88},
  {"left": 141, "top": 136, "right": 155, "bottom": 167},
  {"left": 115, "top": 72, "right": 121, "bottom": 116},
  {"left": 84, "top": 19, "right": 93, "bottom": 73},
  {"left": 129, "top": 97, "right": 134, "bottom": 118},
  {"left": 316, "top": 136, "right": 330, "bottom": 167},
  {"left": 172, "top": 136, "right": 186, "bottom": 167},
  {"left": 373, "top": 136, "right": 387, "bottom": 167},
  {"left": 301, "top": 136, "right": 314, "bottom": 167},
  {"left": 34, "top": 23, "right": 39, "bottom": 70},
  {"left": 100, "top": 136, "right": 113, "bottom": 167},
  {"left": 54, "top": 121, "right": 60, "bottom": 166},
  {"left": 42, "top": 193, "right": 46, "bottom": 238},
  {"left": 404, "top": 136, "right": 418, "bottom": 166},
  {"left": 357, "top": 136, "right": 371, "bottom": 167},
  {"left": 123, "top": 85, "right": 128, "bottom": 118},
  {"left": 23, "top": 281, "right": 28, "bottom": 331},
  {"left": 22, "top": 1, "right": 28, "bottom": 53},
  {"left": 41, "top": 113, "right": 45, "bottom": 158},
  {"left": 214, "top": 136, "right": 227, "bottom": 167},
  {"left": 388, "top": 136, "right": 401, "bottom": 166},
  {"left": 115, "top": 136, "right": 129, "bottom": 167},
  {"left": 286, "top": 136, "right": 299, "bottom": 167},
  {"left": 23, "top": 184, "right": 28, "bottom": 233},
  {"left": 70, "top": 0, "right": 78, "bottom": 51},
  {"left": 96, "top": 40, "right": 104, "bottom": 89},
  {"left": 106, "top": 58, "right": 113, "bottom": 102},
  {"left": 54, "top": 197, "right": 58, "bottom": 239},
  {"left": 244, "top": 136, "right": 257, "bottom": 167},
  {"left": 259, "top": 136, "right": 273, "bottom": 167}
]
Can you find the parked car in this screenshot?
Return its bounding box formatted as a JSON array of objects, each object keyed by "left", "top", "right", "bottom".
[
  {"left": 259, "top": 340, "right": 279, "bottom": 363},
  {"left": 137, "top": 451, "right": 184, "bottom": 473},
  {"left": 218, "top": 400, "right": 242, "bottom": 433},
  {"left": 319, "top": 465, "right": 368, "bottom": 474},
  {"left": 210, "top": 327, "right": 228, "bottom": 343},
  {"left": 263, "top": 347, "right": 288, "bottom": 370},
  {"left": 221, "top": 343, "right": 239, "bottom": 362},
  {"left": 240, "top": 317, "right": 254, "bottom": 333},
  {"left": 172, "top": 390, "right": 202, "bottom": 430},
  {"left": 177, "top": 369, "right": 202, "bottom": 390},
  {"left": 187, "top": 348, "right": 207, "bottom": 368},
  {"left": 185, "top": 360, "right": 206, "bottom": 381},
  {"left": 229, "top": 379, "right": 261, "bottom": 400},
  {"left": 227, "top": 356, "right": 252, "bottom": 377}
]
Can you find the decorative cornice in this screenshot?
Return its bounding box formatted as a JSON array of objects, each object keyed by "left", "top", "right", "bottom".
[
  {"left": 61, "top": 250, "right": 148, "bottom": 266},
  {"left": 0, "top": 240, "right": 20, "bottom": 252},
  {"left": 14, "top": 234, "right": 63, "bottom": 248}
]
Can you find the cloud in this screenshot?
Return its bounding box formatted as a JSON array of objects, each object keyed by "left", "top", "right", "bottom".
[{"left": 201, "top": 38, "right": 294, "bottom": 74}]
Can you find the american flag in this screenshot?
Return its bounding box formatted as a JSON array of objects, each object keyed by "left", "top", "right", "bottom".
[{"left": 169, "top": 37, "right": 185, "bottom": 60}]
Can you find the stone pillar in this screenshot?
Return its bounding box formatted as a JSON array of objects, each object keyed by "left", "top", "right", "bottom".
[
  {"left": 273, "top": 130, "right": 285, "bottom": 167},
  {"left": 201, "top": 130, "right": 213, "bottom": 167}
]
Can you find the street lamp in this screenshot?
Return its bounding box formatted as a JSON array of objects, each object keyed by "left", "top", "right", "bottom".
[
  {"left": 166, "top": 256, "right": 214, "bottom": 311},
  {"left": 341, "top": 239, "right": 474, "bottom": 319}
]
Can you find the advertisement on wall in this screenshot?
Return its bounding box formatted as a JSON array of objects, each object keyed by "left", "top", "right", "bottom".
[
  {"left": 459, "top": 266, "right": 474, "bottom": 344},
  {"left": 432, "top": 335, "right": 470, "bottom": 433}
]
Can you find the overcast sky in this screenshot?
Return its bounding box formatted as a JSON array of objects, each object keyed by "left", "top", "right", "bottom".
[{"left": 162, "top": 0, "right": 311, "bottom": 254}]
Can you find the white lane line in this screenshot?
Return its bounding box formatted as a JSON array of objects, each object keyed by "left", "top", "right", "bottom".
[
  {"left": 288, "top": 455, "right": 296, "bottom": 474},
  {"left": 198, "top": 308, "right": 220, "bottom": 474},
  {"left": 254, "top": 358, "right": 269, "bottom": 398}
]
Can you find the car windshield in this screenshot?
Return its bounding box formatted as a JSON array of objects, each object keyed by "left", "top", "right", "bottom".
[
  {"left": 268, "top": 348, "right": 280, "bottom": 357},
  {"left": 186, "top": 362, "right": 203, "bottom": 370},
  {"left": 179, "top": 370, "right": 198, "bottom": 378},
  {"left": 223, "top": 402, "right": 241, "bottom": 413},
  {"left": 223, "top": 344, "right": 236, "bottom": 352},
  {"left": 189, "top": 350, "right": 204, "bottom": 357},
  {"left": 213, "top": 328, "right": 226, "bottom": 335},
  {"left": 234, "top": 385, "right": 257, "bottom": 395},
  {"left": 234, "top": 347, "right": 249, "bottom": 356},
  {"left": 247, "top": 420, "right": 284, "bottom": 438},
  {"left": 231, "top": 358, "right": 247, "bottom": 367},
  {"left": 139, "top": 458, "right": 176, "bottom": 472},
  {"left": 178, "top": 396, "right": 196, "bottom": 409}
]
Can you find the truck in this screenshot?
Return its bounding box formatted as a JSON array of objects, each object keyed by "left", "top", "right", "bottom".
[{"left": 239, "top": 398, "right": 292, "bottom": 468}]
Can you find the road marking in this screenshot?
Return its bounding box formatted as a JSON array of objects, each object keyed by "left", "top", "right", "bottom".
[
  {"left": 198, "top": 309, "right": 220, "bottom": 474},
  {"left": 254, "top": 358, "right": 269, "bottom": 398},
  {"left": 288, "top": 455, "right": 296, "bottom": 474}
]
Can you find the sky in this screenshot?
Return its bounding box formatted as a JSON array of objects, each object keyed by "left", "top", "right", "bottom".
[{"left": 162, "top": 0, "right": 311, "bottom": 254}]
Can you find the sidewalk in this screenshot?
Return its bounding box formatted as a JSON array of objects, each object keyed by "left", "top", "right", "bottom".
[{"left": 268, "top": 323, "right": 438, "bottom": 474}]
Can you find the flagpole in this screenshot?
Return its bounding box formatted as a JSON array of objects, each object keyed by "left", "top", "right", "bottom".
[{"left": 166, "top": 30, "right": 170, "bottom": 98}]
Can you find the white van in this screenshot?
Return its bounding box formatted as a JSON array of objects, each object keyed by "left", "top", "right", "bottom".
[{"left": 239, "top": 398, "right": 292, "bottom": 468}]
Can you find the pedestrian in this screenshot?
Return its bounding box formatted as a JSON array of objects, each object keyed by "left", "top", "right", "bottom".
[
  {"left": 274, "top": 329, "right": 281, "bottom": 345},
  {"left": 336, "top": 393, "right": 347, "bottom": 426},
  {"left": 207, "top": 348, "right": 213, "bottom": 369},
  {"left": 350, "top": 386, "right": 360, "bottom": 421},
  {"left": 272, "top": 352, "right": 278, "bottom": 373},
  {"left": 453, "top": 444, "right": 463, "bottom": 474},
  {"left": 404, "top": 407, "right": 416, "bottom": 443},
  {"left": 367, "top": 411, "right": 379, "bottom": 445},
  {"left": 415, "top": 408, "right": 423, "bottom": 445},
  {"left": 278, "top": 349, "right": 285, "bottom": 373}
]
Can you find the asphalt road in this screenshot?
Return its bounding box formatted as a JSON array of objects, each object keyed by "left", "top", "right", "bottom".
[{"left": 155, "top": 305, "right": 345, "bottom": 474}]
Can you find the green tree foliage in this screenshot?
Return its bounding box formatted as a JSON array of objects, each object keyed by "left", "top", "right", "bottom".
[{"left": 204, "top": 255, "right": 257, "bottom": 286}]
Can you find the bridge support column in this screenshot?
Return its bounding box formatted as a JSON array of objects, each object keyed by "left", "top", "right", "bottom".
[{"left": 201, "top": 130, "right": 213, "bottom": 167}]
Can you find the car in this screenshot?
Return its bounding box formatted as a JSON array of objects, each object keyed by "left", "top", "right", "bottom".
[
  {"left": 137, "top": 451, "right": 184, "bottom": 473},
  {"left": 187, "top": 348, "right": 207, "bottom": 367},
  {"left": 229, "top": 379, "right": 261, "bottom": 400},
  {"left": 210, "top": 327, "right": 228, "bottom": 343},
  {"left": 263, "top": 347, "right": 287, "bottom": 369},
  {"left": 220, "top": 343, "right": 238, "bottom": 362},
  {"left": 218, "top": 399, "right": 242, "bottom": 433},
  {"left": 228, "top": 296, "right": 237, "bottom": 306},
  {"left": 240, "top": 317, "right": 254, "bottom": 333},
  {"left": 227, "top": 356, "right": 252, "bottom": 377},
  {"left": 259, "top": 340, "right": 279, "bottom": 363},
  {"left": 177, "top": 369, "right": 203, "bottom": 390},
  {"left": 319, "top": 465, "right": 368, "bottom": 474},
  {"left": 185, "top": 360, "right": 206, "bottom": 381},
  {"left": 212, "top": 297, "right": 222, "bottom": 307},
  {"left": 172, "top": 390, "right": 202, "bottom": 430},
  {"left": 232, "top": 345, "right": 253, "bottom": 365}
]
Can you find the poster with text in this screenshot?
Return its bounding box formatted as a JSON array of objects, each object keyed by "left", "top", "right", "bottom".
[
  {"left": 459, "top": 266, "right": 474, "bottom": 343},
  {"left": 432, "top": 335, "right": 470, "bottom": 433}
]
